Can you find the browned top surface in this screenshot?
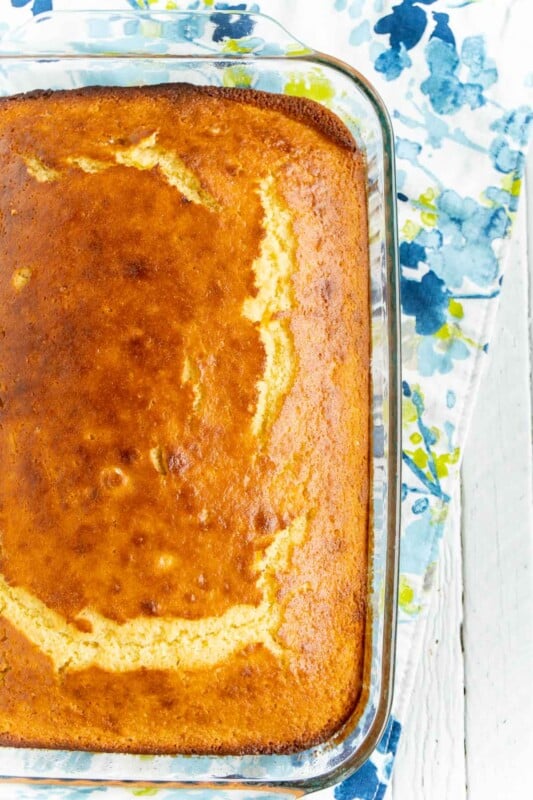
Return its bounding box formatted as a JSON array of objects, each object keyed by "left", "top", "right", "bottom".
[{"left": 0, "top": 84, "right": 370, "bottom": 753}]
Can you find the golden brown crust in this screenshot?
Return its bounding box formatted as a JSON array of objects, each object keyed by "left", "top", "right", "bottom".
[
  {"left": 0, "top": 84, "right": 370, "bottom": 754},
  {"left": 2, "top": 83, "right": 359, "bottom": 152}
]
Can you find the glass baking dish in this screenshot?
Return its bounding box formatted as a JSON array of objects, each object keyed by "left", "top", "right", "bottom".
[{"left": 0, "top": 9, "right": 400, "bottom": 796}]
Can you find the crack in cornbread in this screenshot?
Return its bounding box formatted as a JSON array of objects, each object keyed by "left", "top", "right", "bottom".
[
  {"left": 33, "top": 132, "right": 221, "bottom": 212},
  {"left": 0, "top": 516, "right": 306, "bottom": 672},
  {"left": 22, "top": 154, "right": 60, "bottom": 183},
  {"left": 242, "top": 175, "right": 297, "bottom": 439},
  {"left": 181, "top": 355, "right": 202, "bottom": 412},
  {"left": 0, "top": 84, "right": 370, "bottom": 754}
]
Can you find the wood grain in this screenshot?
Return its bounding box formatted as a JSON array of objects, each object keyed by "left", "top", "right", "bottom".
[
  {"left": 390, "top": 498, "right": 466, "bottom": 800},
  {"left": 461, "top": 153, "right": 533, "bottom": 800}
]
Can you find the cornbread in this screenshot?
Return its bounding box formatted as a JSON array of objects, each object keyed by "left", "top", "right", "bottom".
[{"left": 0, "top": 84, "right": 370, "bottom": 754}]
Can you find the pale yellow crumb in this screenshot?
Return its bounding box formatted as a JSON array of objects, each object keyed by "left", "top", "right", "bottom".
[
  {"left": 12, "top": 267, "right": 32, "bottom": 291},
  {"left": 23, "top": 155, "right": 59, "bottom": 183},
  {"left": 242, "top": 176, "right": 297, "bottom": 438}
]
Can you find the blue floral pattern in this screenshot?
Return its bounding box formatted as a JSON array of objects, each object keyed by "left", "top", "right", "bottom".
[
  {"left": 10, "top": 0, "right": 51, "bottom": 15},
  {"left": 0, "top": 1, "right": 531, "bottom": 799},
  {"left": 210, "top": 2, "right": 256, "bottom": 40}
]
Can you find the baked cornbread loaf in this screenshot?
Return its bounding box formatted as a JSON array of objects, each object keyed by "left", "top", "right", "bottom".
[{"left": 0, "top": 84, "right": 370, "bottom": 754}]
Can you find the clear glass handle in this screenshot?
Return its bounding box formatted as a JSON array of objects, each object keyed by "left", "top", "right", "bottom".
[{"left": 1, "top": 9, "right": 312, "bottom": 58}]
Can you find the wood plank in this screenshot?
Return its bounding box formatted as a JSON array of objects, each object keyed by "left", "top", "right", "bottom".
[
  {"left": 389, "top": 496, "right": 466, "bottom": 800},
  {"left": 461, "top": 152, "right": 533, "bottom": 799}
]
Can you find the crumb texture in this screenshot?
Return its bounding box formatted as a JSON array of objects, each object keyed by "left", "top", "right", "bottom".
[{"left": 0, "top": 84, "right": 370, "bottom": 754}]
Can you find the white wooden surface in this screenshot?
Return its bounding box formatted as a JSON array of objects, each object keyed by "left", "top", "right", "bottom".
[{"left": 389, "top": 152, "right": 533, "bottom": 798}]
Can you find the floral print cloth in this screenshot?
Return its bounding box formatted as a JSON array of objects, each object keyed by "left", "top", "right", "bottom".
[{"left": 0, "top": 1, "right": 532, "bottom": 798}]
